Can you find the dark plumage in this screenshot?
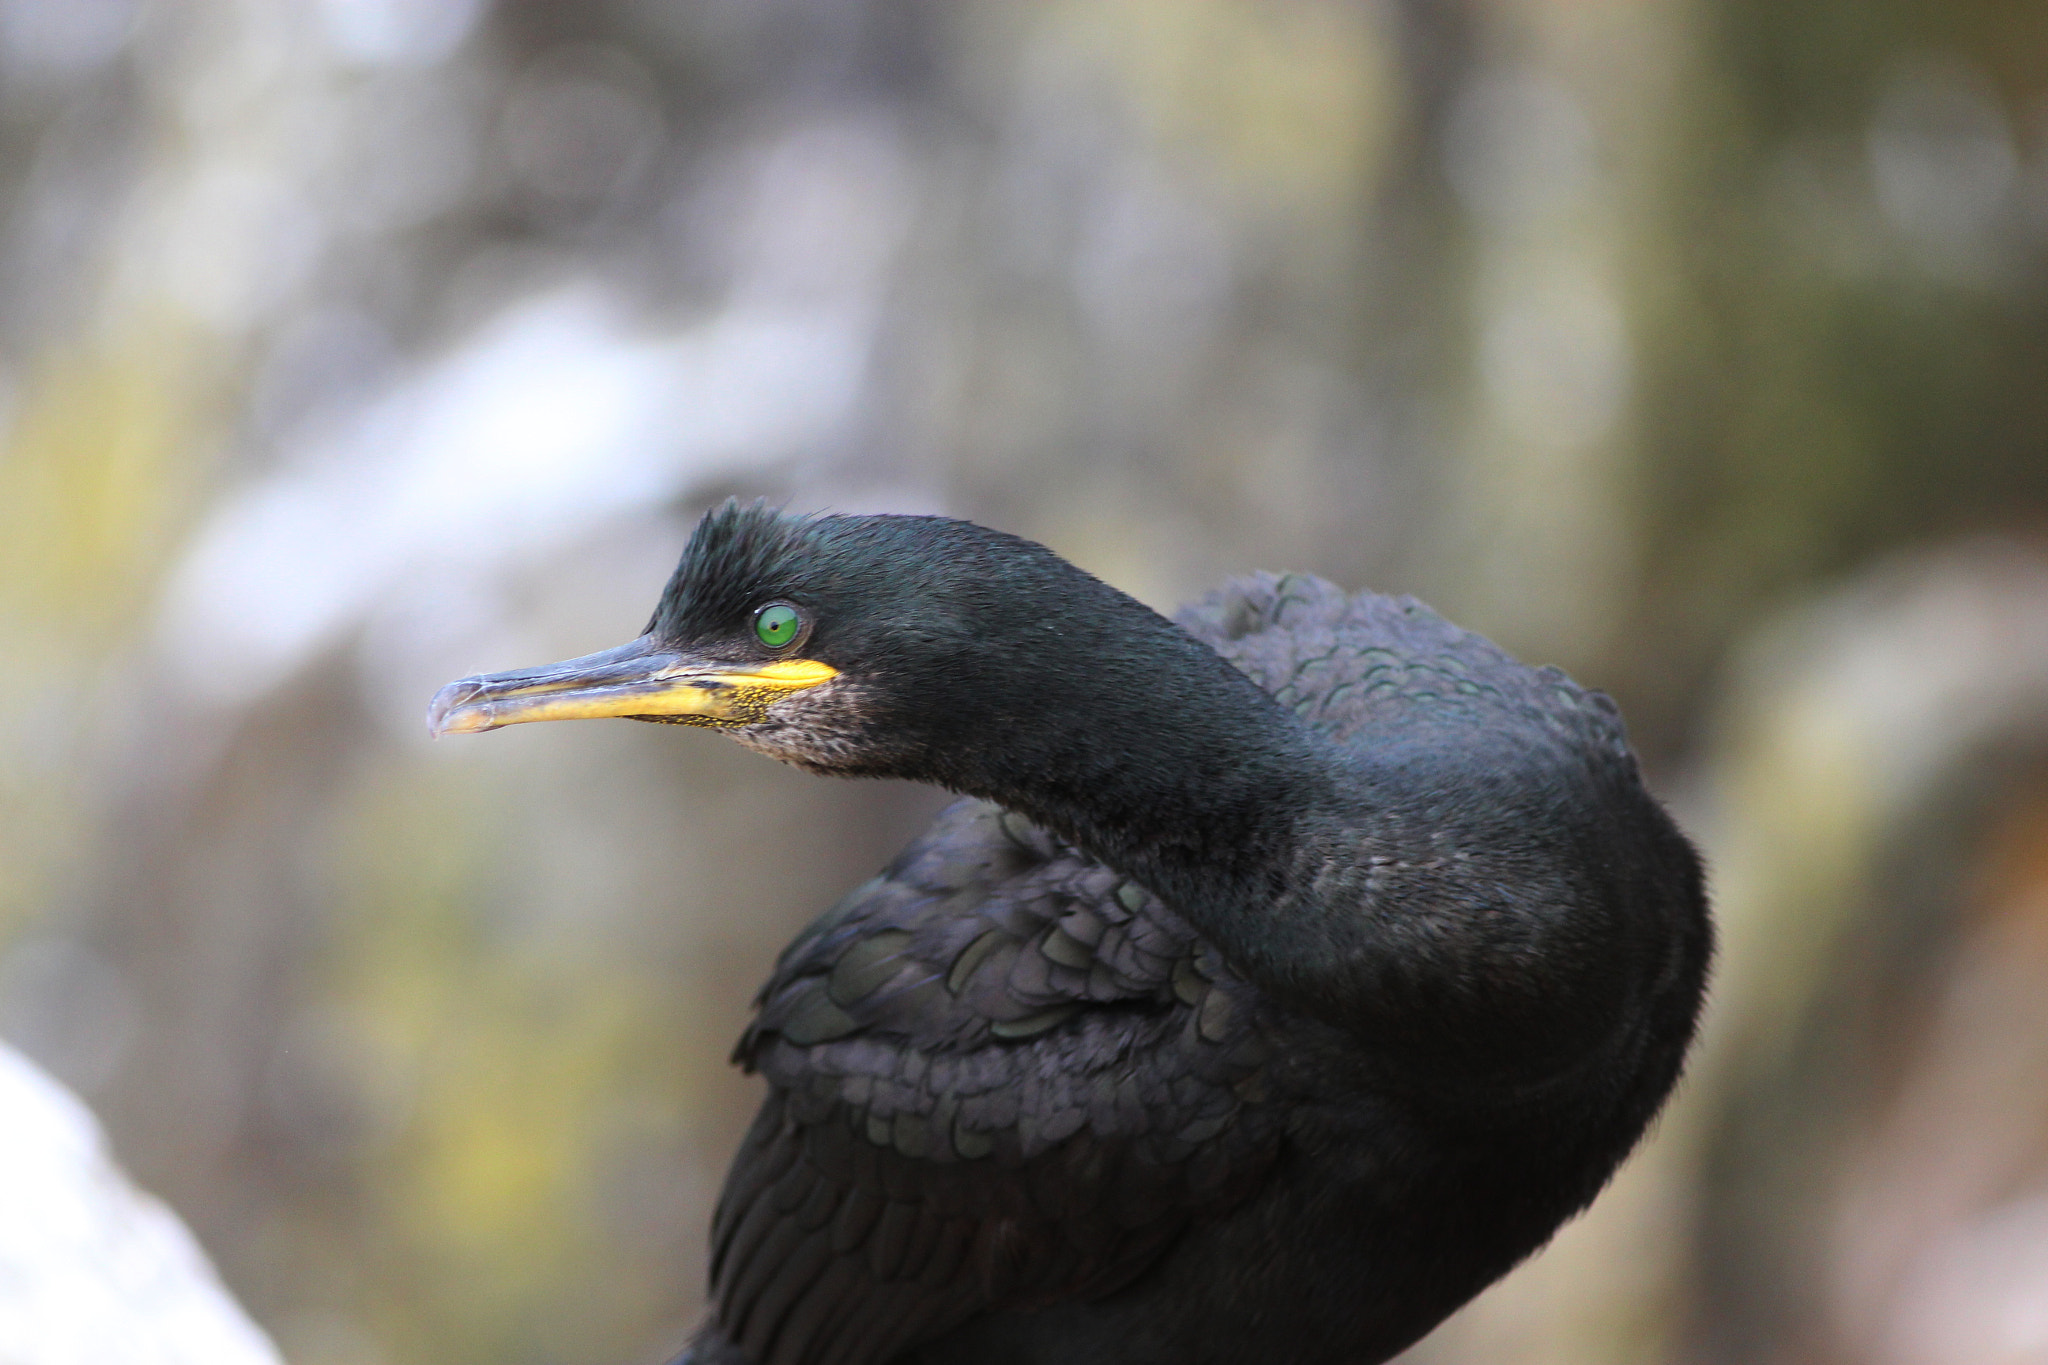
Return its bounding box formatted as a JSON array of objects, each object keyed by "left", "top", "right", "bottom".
[{"left": 428, "top": 502, "right": 1711, "bottom": 1365}]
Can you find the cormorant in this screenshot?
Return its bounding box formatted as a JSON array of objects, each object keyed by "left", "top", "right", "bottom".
[{"left": 427, "top": 502, "right": 1710, "bottom": 1365}]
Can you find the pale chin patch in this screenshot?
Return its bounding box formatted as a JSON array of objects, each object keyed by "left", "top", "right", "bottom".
[{"left": 727, "top": 678, "right": 884, "bottom": 774}]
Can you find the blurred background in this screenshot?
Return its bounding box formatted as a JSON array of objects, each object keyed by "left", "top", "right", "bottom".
[{"left": 1, "top": 1, "right": 2046, "bottom": 1363}]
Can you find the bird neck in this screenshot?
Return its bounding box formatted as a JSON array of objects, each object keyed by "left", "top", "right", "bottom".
[
  {"left": 936, "top": 617, "right": 1342, "bottom": 940},
  {"left": 898, "top": 584, "right": 1694, "bottom": 1087}
]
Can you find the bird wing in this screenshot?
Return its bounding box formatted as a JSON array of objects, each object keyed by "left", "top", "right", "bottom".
[
  {"left": 713, "top": 799, "right": 1280, "bottom": 1365},
  {"left": 1175, "top": 571, "right": 1633, "bottom": 760}
]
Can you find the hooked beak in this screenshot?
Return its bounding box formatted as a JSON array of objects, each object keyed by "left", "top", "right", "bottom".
[{"left": 427, "top": 635, "right": 838, "bottom": 737}]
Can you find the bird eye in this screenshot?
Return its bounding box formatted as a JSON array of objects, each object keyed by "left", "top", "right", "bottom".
[{"left": 754, "top": 602, "right": 802, "bottom": 649}]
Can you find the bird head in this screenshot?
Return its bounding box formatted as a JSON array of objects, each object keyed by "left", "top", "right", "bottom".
[{"left": 426, "top": 500, "right": 1177, "bottom": 783}]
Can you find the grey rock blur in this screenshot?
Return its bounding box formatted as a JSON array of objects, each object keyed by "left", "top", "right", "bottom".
[{"left": 0, "top": 1041, "right": 283, "bottom": 1365}]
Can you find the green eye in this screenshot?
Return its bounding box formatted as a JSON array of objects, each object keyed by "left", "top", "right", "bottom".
[{"left": 754, "top": 603, "right": 802, "bottom": 649}]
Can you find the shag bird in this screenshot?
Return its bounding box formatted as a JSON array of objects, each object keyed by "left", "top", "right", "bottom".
[{"left": 427, "top": 503, "right": 1710, "bottom": 1365}]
